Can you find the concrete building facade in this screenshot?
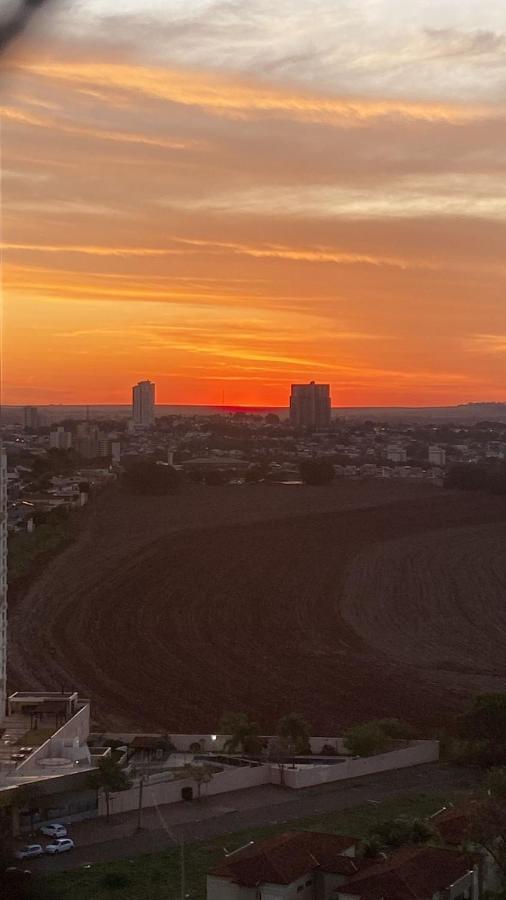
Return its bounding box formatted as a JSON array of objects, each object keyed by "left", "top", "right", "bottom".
[
  {"left": 429, "top": 445, "right": 446, "bottom": 466},
  {"left": 49, "top": 427, "right": 72, "bottom": 450},
  {"left": 23, "top": 406, "right": 39, "bottom": 431},
  {"left": 0, "top": 450, "right": 7, "bottom": 716},
  {"left": 289, "top": 382, "right": 331, "bottom": 429},
  {"left": 132, "top": 380, "right": 156, "bottom": 428},
  {"left": 386, "top": 445, "right": 407, "bottom": 463}
]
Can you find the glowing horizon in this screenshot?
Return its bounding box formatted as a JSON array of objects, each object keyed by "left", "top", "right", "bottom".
[{"left": 2, "top": 1, "right": 505, "bottom": 407}]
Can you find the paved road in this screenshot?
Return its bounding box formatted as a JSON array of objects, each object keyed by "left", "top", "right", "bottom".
[{"left": 28, "top": 764, "right": 478, "bottom": 873}]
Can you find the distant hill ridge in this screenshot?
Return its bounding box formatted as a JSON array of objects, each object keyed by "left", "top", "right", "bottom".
[{"left": 3, "top": 401, "right": 506, "bottom": 423}]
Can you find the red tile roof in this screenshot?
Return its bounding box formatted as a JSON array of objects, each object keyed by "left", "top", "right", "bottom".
[
  {"left": 210, "top": 831, "right": 358, "bottom": 886},
  {"left": 430, "top": 802, "right": 483, "bottom": 846},
  {"left": 338, "top": 846, "right": 475, "bottom": 900}
]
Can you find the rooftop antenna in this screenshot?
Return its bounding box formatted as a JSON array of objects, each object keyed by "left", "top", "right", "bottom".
[{"left": 223, "top": 841, "right": 255, "bottom": 857}]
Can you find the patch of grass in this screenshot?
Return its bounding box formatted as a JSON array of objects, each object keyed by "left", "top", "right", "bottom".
[
  {"left": 42, "top": 791, "right": 463, "bottom": 900},
  {"left": 8, "top": 522, "right": 72, "bottom": 582}
]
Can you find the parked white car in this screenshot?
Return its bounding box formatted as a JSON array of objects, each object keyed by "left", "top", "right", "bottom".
[
  {"left": 40, "top": 824, "right": 67, "bottom": 838},
  {"left": 15, "top": 844, "right": 43, "bottom": 860},
  {"left": 46, "top": 838, "right": 74, "bottom": 855}
]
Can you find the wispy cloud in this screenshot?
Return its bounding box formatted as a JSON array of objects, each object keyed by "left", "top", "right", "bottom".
[
  {"left": 467, "top": 334, "right": 506, "bottom": 353},
  {"left": 0, "top": 104, "right": 192, "bottom": 150},
  {"left": 15, "top": 60, "right": 495, "bottom": 125},
  {"left": 2, "top": 2, "right": 505, "bottom": 407}
]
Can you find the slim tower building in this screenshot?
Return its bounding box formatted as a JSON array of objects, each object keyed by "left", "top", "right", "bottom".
[
  {"left": 289, "top": 381, "right": 331, "bottom": 428},
  {"left": 24, "top": 406, "right": 39, "bottom": 431},
  {"left": 0, "top": 449, "right": 8, "bottom": 716},
  {"left": 132, "top": 380, "right": 156, "bottom": 428}
]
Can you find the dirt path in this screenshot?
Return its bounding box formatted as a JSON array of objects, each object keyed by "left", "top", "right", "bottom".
[{"left": 8, "top": 481, "right": 506, "bottom": 732}]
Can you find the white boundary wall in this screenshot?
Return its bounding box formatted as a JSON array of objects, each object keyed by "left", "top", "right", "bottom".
[
  {"left": 278, "top": 741, "right": 439, "bottom": 789},
  {"left": 100, "top": 764, "right": 272, "bottom": 816},
  {"left": 100, "top": 741, "right": 439, "bottom": 816}
]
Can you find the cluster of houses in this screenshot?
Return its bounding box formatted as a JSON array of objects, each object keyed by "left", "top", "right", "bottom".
[
  {"left": 332, "top": 462, "right": 444, "bottom": 483},
  {"left": 6, "top": 470, "right": 116, "bottom": 534},
  {"left": 207, "top": 803, "right": 502, "bottom": 899}
]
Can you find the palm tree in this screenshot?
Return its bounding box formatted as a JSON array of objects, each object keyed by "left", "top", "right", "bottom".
[
  {"left": 87, "top": 756, "right": 132, "bottom": 820},
  {"left": 277, "top": 713, "right": 312, "bottom": 765},
  {"left": 220, "top": 712, "right": 263, "bottom": 755}
]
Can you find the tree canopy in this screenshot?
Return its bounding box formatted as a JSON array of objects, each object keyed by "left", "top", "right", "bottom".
[
  {"left": 220, "top": 712, "right": 263, "bottom": 755},
  {"left": 447, "top": 694, "right": 506, "bottom": 767},
  {"left": 368, "top": 816, "right": 435, "bottom": 851},
  {"left": 87, "top": 756, "right": 132, "bottom": 819},
  {"left": 371, "top": 718, "right": 413, "bottom": 740},
  {"left": 123, "top": 461, "right": 180, "bottom": 495},
  {"left": 460, "top": 693, "right": 506, "bottom": 744},
  {"left": 277, "top": 713, "right": 312, "bottom": 755},
  {"left": 299, "top": 459, "right": 335, "bottom": 485},
  {"left": 343, "top": 722, "right": 389, "bottom": 757},
  {"left": 445, "top": 463, "right": 506, "bottom": 495}
]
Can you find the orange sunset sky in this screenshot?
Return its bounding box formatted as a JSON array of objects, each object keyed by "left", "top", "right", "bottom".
[{"left": 1, "top": 0, "right": 505, "bottom": 408}]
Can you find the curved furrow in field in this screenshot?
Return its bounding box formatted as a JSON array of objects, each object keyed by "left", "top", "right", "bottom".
[
  {"left": 7, "top": 482, "right": 506, "bottom": 732},
  {"left": 342, "top": 522, "right": 506, "bottom": 694}
]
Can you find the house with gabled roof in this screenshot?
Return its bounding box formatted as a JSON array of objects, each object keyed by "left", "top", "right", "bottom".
[
  {"left": 336, "top": 845, "right": 479, "bottom": 900},
  {"left": 207, "top": 834, "right": 484, "bottom": 900},
  {"left": 431, "top": 802, "right": 504, "bottom": 895},
  {"left": 207, "top": 830, "right": 362, "bottom": 900}
]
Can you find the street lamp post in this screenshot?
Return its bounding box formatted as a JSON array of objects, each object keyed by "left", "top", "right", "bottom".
[{"left": 180, "top": 838, "right": 186, "bottom": 900}]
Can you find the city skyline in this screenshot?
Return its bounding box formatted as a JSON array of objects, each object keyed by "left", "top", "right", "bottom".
[{"left": 2, "top": 1, "right": 505, "bottom": 407}]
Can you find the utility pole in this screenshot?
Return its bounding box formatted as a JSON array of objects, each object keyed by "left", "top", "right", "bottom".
[{"left": 136, "top": 775, "right": 145, "bottom": 831}]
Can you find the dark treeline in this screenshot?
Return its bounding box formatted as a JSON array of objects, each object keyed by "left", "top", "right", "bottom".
[{"left": 445, "top": 462, "right": 506, "bottom": 495}]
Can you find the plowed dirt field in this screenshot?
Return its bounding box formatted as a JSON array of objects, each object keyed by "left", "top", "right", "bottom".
[{"left": 8, "top": 481, "right": 506, "bottom": 732}]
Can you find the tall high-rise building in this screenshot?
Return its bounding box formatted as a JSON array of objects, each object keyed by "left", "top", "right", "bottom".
[
  {"left": 24, "top": 406, "right": 39, "bottom": 431},
  {"left": 76, "top": 424, "right": 99, "bottom": 460},
  {"left": 49, "top": 426, "right": 72, "bottom": 450},
  {"left": 132, "top": 380, "right": 156, "bottom": 428},
  {"left": 289, "top": 381, "right": 331, "bottom": 429},
  {"left": 0, "top": 449, "right": 7, "bottom": 716}
]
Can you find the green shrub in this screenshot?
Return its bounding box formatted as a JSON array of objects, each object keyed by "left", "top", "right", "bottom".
[
  {"left": 372, "top": 718, "right": 413, "bottom": 740},
  {"left": 344, "top": 723, "right": 389, "bottom": 757}
]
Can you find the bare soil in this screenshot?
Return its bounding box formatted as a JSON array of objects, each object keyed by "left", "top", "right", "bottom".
[{"left": 7, "top": 480, "right": 506, "bottom": 733}]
